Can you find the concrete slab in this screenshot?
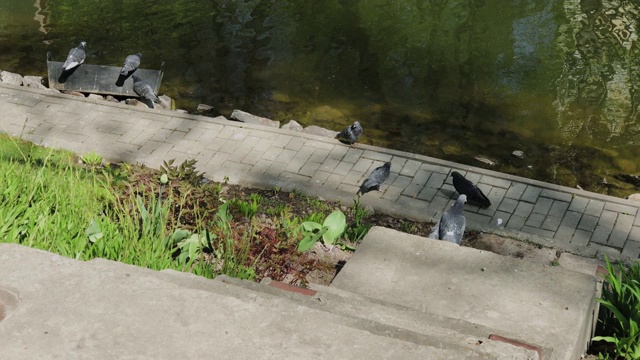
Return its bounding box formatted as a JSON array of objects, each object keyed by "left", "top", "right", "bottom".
[
  {"left": 0, "top": 244, "right": 536, "bottom": 359},
  {"left": 330, "top": 227, "right": 600, "bottom": 360}
]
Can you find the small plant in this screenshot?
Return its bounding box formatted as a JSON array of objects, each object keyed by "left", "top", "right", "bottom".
[
  {"left": 592, "top": 255, "right": 640, "bottom": 359},
  {"left": 345, "top": 197, "right": 372, "bottom": 243},
  {"left": 160, "top": 158, "right": 205, "bottom": 186},
  {"left": 81, "top": 150, "right": 103, "bottom": 167},
  {"left": 297, "top": 210, "right": 346, "bottom": 252}
]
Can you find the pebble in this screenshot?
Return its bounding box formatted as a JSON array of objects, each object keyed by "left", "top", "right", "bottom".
[{"left": 511, "top": 150, "right": 525, "bottom": 159}]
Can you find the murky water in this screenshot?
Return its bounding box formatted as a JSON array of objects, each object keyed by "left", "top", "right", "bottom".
[{"left": 1, "top": 0, "right": 639, "bottom": 197}]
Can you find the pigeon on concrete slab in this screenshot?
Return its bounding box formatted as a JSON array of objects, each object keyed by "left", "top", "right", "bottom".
[
  {"left": 357, "top": 162, "right": 391, "bottom": 195},
  {"left": 429, "top": 194, "right": 467, "bottom": 245},
  {"left": 335, "top": 121, "right": 363, "bottom": 147},
  {"left": 120, "top": 53, "right": 142, "bottom": 76},
  {"left": 451, "top": 171, "right": 491, "bottom": 208},
  {"left": 62, "top": 41, "right": 87, "bottom": 71},
  {"left": 132, "top": 75, "right": 160, "bottom": 108}
]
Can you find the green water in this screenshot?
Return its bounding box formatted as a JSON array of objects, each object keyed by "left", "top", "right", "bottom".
[{"left": 1, "top": 0, "right": 639, "bottom": 197}]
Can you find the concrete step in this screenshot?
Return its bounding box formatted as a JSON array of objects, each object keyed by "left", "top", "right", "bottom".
[
  {"left": 0, "top": 243, "right": 536, "bottom": 359},
  {"left": 330, "top": 226, "right": 602, "bottom": 360}
]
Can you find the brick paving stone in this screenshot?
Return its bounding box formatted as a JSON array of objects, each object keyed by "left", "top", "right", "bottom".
[
  {"left": 285, "top": 137, "right": 305, "bottom": 151},
  {"left": 218, "top": 140, "right": 240, "bottom": 154},
  {"left": 560, "top": 211, "right": 582, "bottom": 228},
  {"left": 541, "top": 215, "right": 562, "bottom": 232},
  {"left": 439, "top": 184, "right": 457, "bottom": 199},
  {"left": 568, "top": 196, "right": 589, "bottom": 213},
  {"left": 253, "top": 138, "right": 275, "bottom": 152},
  {"left": 420, "top": 163, "right": 450, "bottom": 174},
  {"left": 520, "top": 186, "right": 542, "bottom": 203},
  {"left": 265, "top": 162, "right": 286, "bottom": 177},
  {"left": 426, "top": 173, "right": 447, "bottom": 188},
  {"left": 248, "top": 129, "right": 278, "bottom": 140},
  {"left": 525, "top": 212, "right": 546, "bottom": 228},
  {"left": 630, "top": 226, "right": 640, "bottom": 242},
  {"left": 205, "top": 152, "right": 229, "bottom": 168},
  {"left": 584, "top": 200, "right": 605, "bottom": 217},
  {"left": 310, "top": 170, "right": 331, "bottom": 186},
  {"left": 608, "top": 213, "right": 635, "bottom": 249},
  {"left": 554, "top": 225, "right": 576, "bottom": 241},
  {"left": 392, "top": 175, "right": 412, "bottom": 189},
  {"left": 590, "top": 225, "right": 612, "bottom": 246},
  {"left": 308, "top": 149, "right": 330, "bottom": 164},
  {"left": 361, "top": 150, "right": 392, "bottom": 162},
  {"left": 598, "top": 210, "right": 618, "bottom": 227},
  {"left": 229, "top": 129, "right": 251, "bottom": 142},
  {"left": 139, "top": 139, "right": 163, "bottom": 155},
  {"left": 216, "top": 127, "right": 236, "bottom": 140},
  {"left": 604, "top": 202, "right": 638, "bottom": 216},
  {"left": 274, "top": 149, "right": 297, "bottom": 164},
  {"left": 532, "top": 197, "right": 554, "bottom": 215},
  {"left": 197, "top": 122, "right": 224, "bottom": 132},
  {"left": 521, "top": 226, "right": 555, "bottom": 238},
  {"left": 578, "top": 215, "right": 599, "bottom": 232},
  {"left": 513, "top": 202, "right": 534, "bottom": 218},
  {"left": 479, "top": 175, "right": 511, "bottom": 189},
  {"left": 351, "top": 159, "right": 374, "bottom": 174},
  {"left": 328, "top": 145, "right": 349, "bottom": 160},
  {"left": 570, "top": 229, "right": 592, "bottom": 247},
  {"left": 381, "top": 185, "right": 404, "bottom": 201},
  {"left": 261, "top": 147, "right": 282, "bottom": 162},
  {"left": 241, "top": 150, "right": 263, "bottom": 165},
  {"left": 162, "top": 117, "right": 183, "bottom": 130},
  {"left": 391, "top": 156, "right": 407, "bottom": 170},
  {"left": 465, "top": 212, "right": 493, "bottom": 226},
  {"left": 238, "top": 136, "right": 261, "bottom": 150},
  {"left": 305, "top": 140, "right": 334, "bottom": 151},
  {"left": 417, "top": 187, "right": 438, "bottom": 202},
  {"left": 402, "top": 181, "right": 425, "bottom": 198},
  {"left": 299, "top": 161, "right": 322, "bottom": 177},
  {"left": 540, "top": 189, "right": 573, "bottom": 202},
  {"left": 337, "top": 183, "right": 360, "bottom": 194},
  {"left": 280, "top": 171, "right": 311, "bottom": 183},
  {"left": 273, "top": 134, "right": 293, "bottom": 147},
  {"left": 548, "top": 201, "right": 569, "bottom": 218},
  {"left": 221, "top": 161, "right": 252, "bottom": 173},
  {"left": 477, "top": 187, "right": 505, "bottom": 216},
  {"left": 504, "top": 183, "right": 527, "bottom": 200},
  {"left": 343, "top": 148, "right": 364, "bottom": 164},
  {"left": 498, "top": 198, "right": 518, "bottom": 213},
  {"left": 506, "top": 215, "right": 526, "bottom": 231},
  {"left": 324, "top": 173, "right": 345, "bottom": 189},
  {"left": 285, "top": 148, "right": 314, "bottom": 173},
  {"left": 175, "top": 119, "right": 198, "bottom": 133},
  {"left": 426, "top": 195, "right": 451, "bottom": 216},
  {"left": 622, "top": 240, "right": 640, "bottom": 259},
  {"left": 635, "top": 215, "right": 640, "bottom": 227},
  {"left": 333, "top": 162, "right": 354, "bottom": 176},
  {"left": 491, "top": 211, "right": 510, "bottom": 228},
  {"left": 319, "top": 158, "right": 340, "bottom": 173},
  {"left": 184, "top": 140, "right": 208, "bottom": 155},
  {"left": 400, "top": 159, "right": 421, "bottom": 177},
  {"left": 342, "top": 170, "right": 365, "bottom": 186},
  {"left": 248, "top": 160, "right": 272, "bottom": 175}
]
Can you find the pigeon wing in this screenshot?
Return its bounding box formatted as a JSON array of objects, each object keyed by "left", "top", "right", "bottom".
[{"left": 62, "top": 46, "right": 86, "bottom": 70}]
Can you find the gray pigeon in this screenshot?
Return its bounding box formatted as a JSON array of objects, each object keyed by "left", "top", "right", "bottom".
[
  {"left": 335, "top": 121, "right": 363, "bottom": 147},
  {"left": 357, "top": 162, "right": 391, "bottom": 195},
  {"left": 429, "top": 194, "right": 467, "bottom": 245},
  {"left": 62, "top": 41, "right": 87, "bottom": 71},
  {"left": 451, "top": 171, "right": 491, "bottom": 208},
  {"left": 120, "top": 53, "right": 142, "bottom": 76},
  {"left": 132, "top": 75, "right": 160, "bottom": 107}
]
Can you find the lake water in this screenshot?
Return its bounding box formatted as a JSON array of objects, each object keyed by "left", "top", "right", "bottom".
[{"left": 1, "top": 0, "right": 639, "bottom": 197}]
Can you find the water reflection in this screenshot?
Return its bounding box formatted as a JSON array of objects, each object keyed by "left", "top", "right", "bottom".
[{"left": 0, "top": 0, "right": 638, "bottom": 196}]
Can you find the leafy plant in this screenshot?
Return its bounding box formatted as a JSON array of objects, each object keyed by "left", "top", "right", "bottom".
[
  {"left": 160, "top": 158, "right": 205, "bottom": 186},
  {"left": 345, "top": 197, "right": 372, "bottom": 243},
  {"left": 297, "top": 210, "right": 346, "bottom": 252},
  {"left": 81, "top": 150, "right": 103, "bottom": 167},
  {"left": 592, "top": 255, "right": 640, "bottom": 359}
]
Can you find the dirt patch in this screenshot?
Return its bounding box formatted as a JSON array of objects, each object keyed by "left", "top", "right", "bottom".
[{"left": 464, "top": 233, "right": 559, "bottom": 266}]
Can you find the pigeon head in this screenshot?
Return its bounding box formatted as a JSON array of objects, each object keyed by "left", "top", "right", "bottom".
[
  {"left": 78, "top": 41, "right": 87, "bottom": 49},
  {"left": 383, "top": 162, "right": 391, "bottom": 169},
  {"left": 132, "top": 75, "right": 141, "bottom": 82},
  {"left": 451, "top": 171, "right": 463, "bottom": 180},
  {"left": 353, "top": 121, "right": 361, "bottom": 127},
  {"left": 457, "top": 194, "right": 468, "bottom": 204},
  {"left": 136, "top": 52, "right": 143, "bottom": 58}
]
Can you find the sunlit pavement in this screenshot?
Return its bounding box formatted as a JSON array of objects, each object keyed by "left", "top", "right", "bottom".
[{"left": 1, "top": 83, "right": 638, "bottom": 261}]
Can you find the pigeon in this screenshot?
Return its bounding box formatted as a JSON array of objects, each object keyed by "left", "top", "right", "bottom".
[
  {"left": 450, "top": 171, "right": 491, "bottom": 208},
  {"left": 357, "top": 162, "right": 391, "bottom": 195},
  {"left": 429, "top": 194, "right": 467, "bottom": 245},
  {"left": 132, "top": 75, "right": 160, "bottom": 107},
  {"left": 335, "top": 121, "right": 363, "bottom": 147},
  {"left": 120, "top": 53, "right": 142, "bottom": 76},
  {"left": 62, "top": 41, "right": 87, "bottom": 71}
]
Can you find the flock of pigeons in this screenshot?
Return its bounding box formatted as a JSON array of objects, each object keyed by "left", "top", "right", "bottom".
[
  {"left": 61, "top": 41, "right": 161, "bottom": 107},
  {"left": 63, "top": 40, "right": 487, "bottom": 246},
  {"left": 337, "top": 120, "right": 491, "bottom": 246}
]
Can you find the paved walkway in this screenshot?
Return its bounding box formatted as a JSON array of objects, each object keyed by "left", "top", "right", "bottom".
[{"left": 0, "top": 83, "right": 639, "bottom": 260}]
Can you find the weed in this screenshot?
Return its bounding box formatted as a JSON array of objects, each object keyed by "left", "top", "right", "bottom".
[
  {"left": 160, "top": 158, "right": 205, "bottom": 186},
  {"left": 81, "top": 150, "right": 103, "bottom": 168},
  {"left": 297, "top": 210, "right": 346, "bottom": 252}
]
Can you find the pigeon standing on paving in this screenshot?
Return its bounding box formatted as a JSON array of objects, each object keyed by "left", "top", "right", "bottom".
[
  {"left": 357, "top": 162, "right": 391, "bottom": 195},
  {"left": 429, "top": 194, "right": 467, "bottom": 245},
  {"left": 120, "top": 53, "right": 142, "bottom": 76},
  {"left": 335, "top": 121, "right": 364, "bottom": 147},
  {"left": 132, "top": 75, "right": 160, "bottom": 108},
  {"left": 450, "top": 171, "right": 491, "bottom": 208},
  {"left": 62, "top": 41, "right": 87, "bottom": 71}
]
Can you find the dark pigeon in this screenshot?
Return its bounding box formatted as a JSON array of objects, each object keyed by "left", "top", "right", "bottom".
[
  {"left": 132, "top": 75, "right": 160, "bottom": 108},
  {"left": 335, "top": 121, "right": 363, "bottom": 146},
  {"left": 429, "top": 194, "right": 467, "bottom": 245},
  {"left": 357, "top": 162, "right": 391, "bottom": 195},
  {"left": 120, "top": 53, "right": 142, "bottom": 76},
  {"left": 62, "top": 41, "right": 87, "bottom": 71},
  {"left": 451, "top": 171, "right": 491, "bottom": 208}
]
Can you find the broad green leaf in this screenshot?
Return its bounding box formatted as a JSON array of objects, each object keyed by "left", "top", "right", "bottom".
[
  {"left": 301, "top": 221, "right": 322, "bottom": 232},
  {"left": 85, "top": 219, "right": 103, "bottom": 243},
  {"left": 322, "top": 210, "right": 346, "bottom": 244},
  {"left": 297, "top": 228, "right": 327, "bottom": 252}
]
